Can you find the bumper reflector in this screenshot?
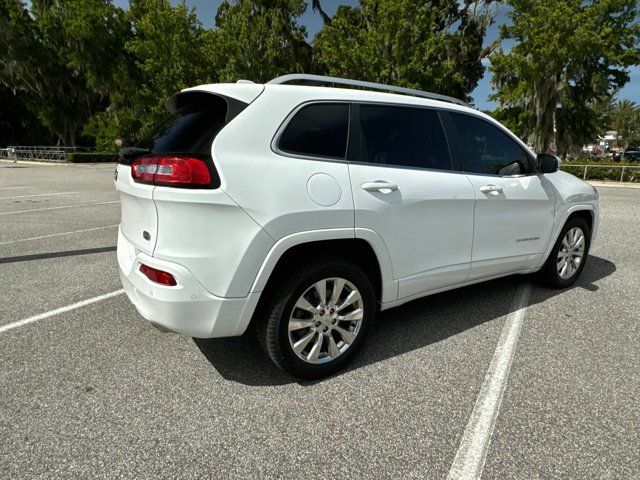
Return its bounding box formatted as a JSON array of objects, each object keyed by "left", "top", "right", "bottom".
[{"left": 139, "top": 264, "right": 177, "bottom": 286}]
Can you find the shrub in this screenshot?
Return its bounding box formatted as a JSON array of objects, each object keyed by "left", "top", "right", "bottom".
[
  {"left": 561, "top": 164, "right": 640, "bottom": 183},
  {"left": 564, "top": 157, "right": 638, "bottom": 166},
  {"left": 66, "top": 152, "right": 118, "bottom": 163}
]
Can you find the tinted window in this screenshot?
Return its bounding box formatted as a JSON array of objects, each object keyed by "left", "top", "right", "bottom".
[
  {"left": 353, "top": 105, "right": 451, "bottom": 170},
  {"left": 448, "top": 112, "right": 531, "bottom": 175},
  {"left": 278, "top": 103, "right": 349, "bottom": 159},
  {"left": 139, "top": 92, "right": 229, "bottom": 154}
]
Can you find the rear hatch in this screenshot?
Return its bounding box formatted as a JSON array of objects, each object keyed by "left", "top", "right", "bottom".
[{"left": 114, "top": 89, "right": 255, "bottom": 255}]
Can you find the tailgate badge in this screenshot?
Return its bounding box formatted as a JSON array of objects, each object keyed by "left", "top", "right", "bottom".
[{"left": 143, "top": 231, "right": 151, "bottom": 241}]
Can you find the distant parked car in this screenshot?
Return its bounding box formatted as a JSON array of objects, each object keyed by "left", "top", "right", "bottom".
[{"left": 623, "top": 149, "right": 640, "bottom": 161}]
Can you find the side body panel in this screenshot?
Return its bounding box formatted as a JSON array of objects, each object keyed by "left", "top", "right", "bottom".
[
  {"left": 535, "top": 170, "right": 599, "bottom": 268},
  {"left": 213, "top": 88, "right": 355, "bottom": 241},
  {"left": 348, "top": 164, "right": 476, "bottom": 299},
  {"left": 152, "top": 186, "right": 274, "bottom": 298},
  {"left": 465, "top": 173, "right": 556, "bottom": 279}
]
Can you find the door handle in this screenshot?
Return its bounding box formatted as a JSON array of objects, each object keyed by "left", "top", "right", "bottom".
[
  {"left": 361, "top": 181, "right": 399, "bottom": 192},
  {"left": 479, "top": 185, "right": 503, "bottom": 194}
]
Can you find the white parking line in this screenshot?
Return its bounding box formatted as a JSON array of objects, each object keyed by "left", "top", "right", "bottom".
[
  {"left": 0, "top": 191, "right": 78, "bottom": 200},
  {"left": 447, "top": 282, "right": 532, "bottom": 480},
  {"left": 0, "top": 224, "right": 119, "bottom": 245},
  {"left": 0, "top": 186, "right": 34, "bottom": 190},
  {"left": 0, "top": 290, "right": 125, "bottom": 334},
  {"left": 0, "top": 200, "right": 119, "bottom": 215}
]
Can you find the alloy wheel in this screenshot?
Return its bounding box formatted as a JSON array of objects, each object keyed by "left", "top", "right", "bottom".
[
  {"left": 557, "top": 227, "right": 585, "bottom": 279},
  {"left": 287, "top": 277, "right": 364, "bottom": 364}
]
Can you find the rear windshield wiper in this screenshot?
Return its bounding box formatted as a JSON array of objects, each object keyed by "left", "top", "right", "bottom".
[{"left": 119, "top": 147, "right": 151, "bottom": 164}]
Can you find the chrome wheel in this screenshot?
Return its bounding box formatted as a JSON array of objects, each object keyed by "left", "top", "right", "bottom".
[
  {"left": 287, "top": 277, "right": 364, "bottom": 364},
  {"left": 557, "top": 227, "right": 585, "bottom": 279}
]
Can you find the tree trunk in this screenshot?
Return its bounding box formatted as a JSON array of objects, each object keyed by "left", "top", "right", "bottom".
[
  {"left": 59, "top": 124, "right": 76, "bottom": 147},
  {"left": 533, "top": 77, "right": 556, "bottom": 153}
]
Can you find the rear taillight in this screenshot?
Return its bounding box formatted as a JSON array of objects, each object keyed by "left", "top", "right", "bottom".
[
  {"left": 131, "top": 155, "right": 213, "bottom": 188},
  {"left": 139, "top": 264, "right": 177, "bottom": 286}
]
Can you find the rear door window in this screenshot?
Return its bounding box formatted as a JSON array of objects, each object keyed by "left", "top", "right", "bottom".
[
  {"left": 351, "top": 104, "right": 452, "bottom": 171},
  {"left": 277, "top": 103, "right": 350, "bottom": 159}
]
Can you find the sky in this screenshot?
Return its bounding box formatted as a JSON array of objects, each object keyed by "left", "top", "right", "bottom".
[{"left": 113, "top": 0, "right": 639, "bottom": 110}]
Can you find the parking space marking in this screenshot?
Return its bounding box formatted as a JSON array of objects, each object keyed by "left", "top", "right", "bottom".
[
  {"left": 0, "top": 191, "right": 78, "bottom": 200},
  {"left": 0, "top": 290, "right": 125, "bottom": 334},
  {"left": 0, "top": 186, "right": 34, "bottom": 190},
  {"left": 0, "top": 224, "right": 119, "bottom": 245},
  {"left": 447, "top": 282, "right": 532, "bottom": 480},
  {"left": 0, "top": 200, "right": 119, "bottom": 215}
]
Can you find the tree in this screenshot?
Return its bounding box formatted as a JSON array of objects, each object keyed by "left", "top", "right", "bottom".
[
  {"left": 313, "top": 0, "right": 498, "bottom": 101},
  {"left": 610, "top": 100, "right": 640, "bottom": 153},
  {"left": 554, "top": 94, "right": 617, "bottom": 158},
  {"left": 490, "top": 0, "right": 640, "bottom": 154},
  {"left": 213, "top": 0, "right": 312, "bottom": 83},
  {"left": 127, "top": 0, "right": 217, "bottom": 123},
  {"left": 0, "top": 0, "right": 130, "bottom": 146},
  {"left": 0, "top": 87, "right": 54, "bottom": 147},
  {"left": 88, "top": 0, "right": 219, "bottom": 149}
]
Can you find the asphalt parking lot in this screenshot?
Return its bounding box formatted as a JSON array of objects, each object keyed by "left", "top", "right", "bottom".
[{"left": 1, "top": 161, "right": 638, "bottom": 479}]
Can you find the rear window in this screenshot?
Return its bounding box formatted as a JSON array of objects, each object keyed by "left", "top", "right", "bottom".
[
  {"left": 138, "top": 92, "right": 233, "bottom": 155},
  {"left": 277, "top": 103, "right": 349, "bottom": 159}
]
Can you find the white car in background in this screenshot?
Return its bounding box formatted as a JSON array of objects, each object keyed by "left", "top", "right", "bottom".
[{"left": 115, "top": 74, "right": 599, "bottom": 379}]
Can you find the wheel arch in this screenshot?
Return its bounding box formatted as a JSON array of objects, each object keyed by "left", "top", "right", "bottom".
[
  {"left": 566, "top": 208, "right": 594, "bottom": 232},
  {"left": 249, "top": 229, "right": 397, "bottom": 305},
  {"left": 538, "top": 204, "right": 596, "bottom": 269}
]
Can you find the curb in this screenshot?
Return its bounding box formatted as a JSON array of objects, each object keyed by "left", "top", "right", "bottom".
[{"left": 587, "top": 181, "right": 640, "bottom": 189}]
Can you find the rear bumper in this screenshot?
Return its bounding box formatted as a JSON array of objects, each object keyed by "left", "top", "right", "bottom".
[{"left": 117, "top": 228, "right": 260, "bottom": 338}]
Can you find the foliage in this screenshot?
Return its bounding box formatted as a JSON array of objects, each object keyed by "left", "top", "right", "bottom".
[
  {"left": 489, "top": 106, "right": 531, "bottom": 141},
  {"left": 0, "top": 0, "right": 130, "bottom": 146},
  {"left": 0, "top": 87, "right": 54, "bottom": 146},
  {"left": 609, "top": 99, "right": 640, "bottom": 151},
  {"left": 213, "top": 0, "right": 312, "bottom": 83},
  {"left": 561, "top": 164, "right": 640, "bottom": 183},
  {"left": 563, "top": 158, "right": 639, "bottom": 166},
  {"left": 314, "top": 0, "right": 498, "bottom": 101},
  {"left": 490, "top": 0, "right": 640, "bottom": 155},
  {"left": 87, "top": 0, "right": 218, "bottom": 150},
  {"left": 2, "top": 0, "right": 639, "bottom": 153},
  {"left": 89, "top": 0, "right": 312, "bottom": 149},
  {"left": 66, "top": 152, "right": 119, "bottom": 162}
]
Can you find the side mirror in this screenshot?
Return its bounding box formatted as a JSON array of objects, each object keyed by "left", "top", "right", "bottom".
[{"left": 537, "top": 154, "right": 559, "bottom": 174}]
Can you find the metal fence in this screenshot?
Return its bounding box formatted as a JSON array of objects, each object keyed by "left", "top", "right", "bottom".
[
  {"left": 560, "top": 163, "right": 640, "bottom": 183},
  {"left": 1, "top": 146, "right": 92, "bottom": 162}
]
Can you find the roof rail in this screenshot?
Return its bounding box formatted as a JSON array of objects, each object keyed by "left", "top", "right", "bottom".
[{"left": 267, "top": 74, "right": 467, "bottom": 107}]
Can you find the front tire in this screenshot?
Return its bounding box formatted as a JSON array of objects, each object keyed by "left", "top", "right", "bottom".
[
  {"left": 539, "top": 217, "right": 591, "bottom": 288},
  {"left": 256, "top": 255, "right": 376, "bottom": 379}
]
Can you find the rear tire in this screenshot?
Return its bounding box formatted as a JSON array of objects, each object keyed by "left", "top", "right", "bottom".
[
  {"left": 539, "top": 217, "right": 591, "bottom": 288},
  {"left": 256, "top": 255, "right": 376, "bottom": 379}
]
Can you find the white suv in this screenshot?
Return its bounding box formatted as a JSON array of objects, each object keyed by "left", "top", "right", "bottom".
[{"left": 115, "top": 74, "right": 599, "bottom": 378}]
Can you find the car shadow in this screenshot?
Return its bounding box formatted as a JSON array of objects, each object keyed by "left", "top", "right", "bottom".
[{"left": 193, "top": 255, "right": 616, "bottom": 387}]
